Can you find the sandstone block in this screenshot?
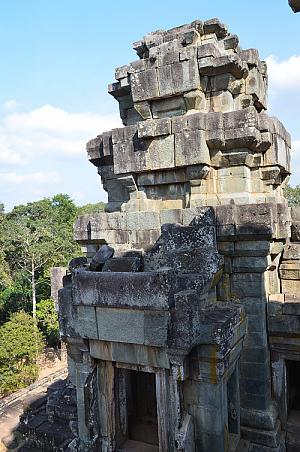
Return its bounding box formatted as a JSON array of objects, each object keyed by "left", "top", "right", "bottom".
[
  {"left": 279, "top": 260, "right": 300, "bottom": 280},
  {"left": 225, "top": 127, "right": 261, "bottom": 150},
  {"left": 223, "top": 107, "right": 259, "bottom": 130},
  {"left": 172, "top": 114, "right": 188, "bottom": 133},
  {"left": 167, "top": 248, "right": 222, "bottom": 275},
  {"left": 206, "top": 128, "right": 225, "bottom": 149},
  {"left": 157, "top": 46, "right": 180, "bottom": 67},
  {"left": 96, "top": 307, "right": 145, "bottom": 344},
  {"left": 203, "top": 18, "right": 228, "bottom": 38},
  {"left": 102, "top": 256, "right": 143, "bottom": 272},
  {"left": 217, "top": 224, "right": 236, "bottom": 241},
  {"left": 291, "top": 206, "right": 300, "bottom": 221},
  {"left": 199, "top": 55, "right": 246, "bottom": 79},
  {"left": 69, "top": 257, "right": 88, "bottom": 272},
  {"left": 72, "top": 270, "right": 173, "bottom": 309},
  {"left": 89, "top": 244, "right": 114, "bottom": 271},
  {"left": 245, "top": 67, "right": 267, "bottom": 109},
  {"left": 291, "top": 222, "right": 300, "bottom": 242},
  {"left": 182, "top": 206, "right": 215, "bottom": 226},
  {"left": 231, "top": 273, "right": 264, "bottom": 298},
  {"left": 146, "top": 135, "right": 175, "bottom": 170},
  {"left": 241, "top": 420, "right": 280, "bottom": 448},
  {"left": 144, "top": 310, "right": 169, "bottom": 346},
  {"left": 86, "top": 135, "right": 103, "bottom": 166},
  {"left": 240, "top": 48, "right": 260, "bottom": 67},
  {"left": 160, "top": 208, "right": 183, "bottom": 225},
  {"left": 180, "top": 46, "right": 197, "bottom": 62},
  {"left": 197, "top": 43, "right": 221, "bottom": 59},
  {"left": 223, "top": 34, "right": 239, "bottom": 50},
  {"left": 175, "top": 129, "right": 210, "bottom": 166},
  {"left": 282, "top": 279, "right": 300, "bottom": 296},
  {"left": 187, "top": 111, "right": 206, "bottom": 130},
  {"left": 289, "top": 0, "right": 300, "bottom": 12},
  {"left": 283, "top": 243, "right": 300, "bottom": 260},
  {"left": 137, "top": 118, "right": 171, "bottom": 138},
  {"left": 268, "top": 314, "right": 300, "bottom": 337},
  {"left": 152, "top": 96, "right": 186, "bottom": 118},
  {"left": 157, "top": 60, "right": 200, "bottom": 97},
  {"left": 126, "top": 211, "right": 160, "bottom": 230},
  {"left": 283, "top": 298, "right": 300, "bottom": 316},
  {"left": 232, "top": 256, "right": 268, "bottom": 273},
  {"left": 211, "top": 90, "right": 234, "bottom": 113},
  {"left": 217, "top": 176, "right": 250, "bottom": 194},
  {"left": 76, "top": 306, "right": 98, "bottom": 339},
  {"left": 134, "top": 101, "right": 152, "bottom": 120},
  {"left": 162, "top": 223, "right": 216, "bottom": 249},
  {"left": 130, "top": 68, "right": 159, "bottom": 102}
]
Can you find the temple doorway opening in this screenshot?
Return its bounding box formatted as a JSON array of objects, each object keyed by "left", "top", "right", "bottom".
[
  {"left": 286, "top": 360, "right": 300, "bottom": 437},
  {"left": 128, "top": 370, "right": 159, "bottom": 446}
]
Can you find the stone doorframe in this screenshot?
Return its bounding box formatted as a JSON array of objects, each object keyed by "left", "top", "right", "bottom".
[
  {"left": 97, "top": 360, "right": 174, "bottom": 452},
  {"left": 271, "top": 348, "right": 300, "bottom": 427}
]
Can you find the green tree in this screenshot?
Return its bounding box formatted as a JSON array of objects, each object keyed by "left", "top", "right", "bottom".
[
  {"left": 36, "top": 298, "right": 59, "bottom": 346},
  {"left": 4, "top": 194, "right": 79, "bottom": 319},
  {"left": 0, "top": 281, "right": 31, "bottom": 324},
  {"left": 284, "top": 184, "right": 300, "bottom": 207},
  {"left": 77, "top": 201, "right": 106, "bottom": 215},
  {"left": 1, "top": 195, "right": 106, "bottom": 325},
  {"left": 0, "top": 312, "right": 44, "bottom": 395},
  {"left": 0, "top": 201, "right": 11, "bottom": 291}
]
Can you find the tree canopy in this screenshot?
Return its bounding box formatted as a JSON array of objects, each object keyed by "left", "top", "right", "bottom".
[
  {"left": 0, "top": 311, "right": 44, "bottom": 395},
  {"left": 284, "top": 184, "right": 300, "bottom": 207},
  {"left": 0, "top": 194, "right": 105, "bottom": 395},
  {"left": 1, "top": 194, "right": 105, "bottom": 320}
]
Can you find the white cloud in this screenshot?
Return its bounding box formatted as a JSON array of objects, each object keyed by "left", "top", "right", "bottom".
[
  {"left": 265, "top": 54, "right": 300, "bottom": 187},
  {"left": 0, "top": 104, "right": 121, "bottom": 165},
  {"left": 72, "top": 191, "right": 86, "bottom": 202},
  {"left": 291, "top": 140, "right": 300, "bottom": 186},
  {"left": 0, "top": 171, "right": 62, "bottom": 185},
  {"left": 266, "top": 55, "right": 300, "bottom": 90},
  {"left": 0, "top": 104, "right": 119, "bottom": 210},
  {"left": 0, "top": 143, "right": 25, "bottom": 165},
  {"left": 292, "top": 140, "right": 300, "bottom": 154},
  {"left": 2, "top": 99, "right": 19, "bottom": 111}
]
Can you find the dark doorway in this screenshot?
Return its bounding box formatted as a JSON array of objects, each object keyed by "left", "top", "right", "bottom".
[
  {"left": 287, "top": 360, "right": 300, "bottom": 412},
  {"left": 127, "top": 370, "right": 159, "bottom": 446},
  {"left": 286, "top": 359, "right": 300, "bottom": 445}
]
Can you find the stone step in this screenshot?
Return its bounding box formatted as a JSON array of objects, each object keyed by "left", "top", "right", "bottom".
[
  {"left": 118, "top": 440, "right": 159, "bottom": 452},
  {"left": 287, "top": 410, "right": 300, "bottom": 434}
]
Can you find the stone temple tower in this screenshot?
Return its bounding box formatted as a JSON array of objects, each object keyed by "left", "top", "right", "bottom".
[{"left": 58, "top": 18, "right": 300, "bottom": 452}]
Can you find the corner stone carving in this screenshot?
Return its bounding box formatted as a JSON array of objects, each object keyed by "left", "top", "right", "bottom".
[{"left": 56, "top": 17, "right": 300, "bottom": 452}]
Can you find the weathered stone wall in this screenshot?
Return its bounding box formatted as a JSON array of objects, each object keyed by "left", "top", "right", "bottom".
[{"left": 56, "top": 17, "right": 300, "bottom": 452}]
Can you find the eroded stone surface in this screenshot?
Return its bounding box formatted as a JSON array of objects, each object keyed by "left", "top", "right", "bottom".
[{"left": 50, "top": 17, "right": 300, "bottom": 452}]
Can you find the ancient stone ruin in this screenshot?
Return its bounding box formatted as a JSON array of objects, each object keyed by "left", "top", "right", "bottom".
[
  {"left": 57, "top": 18, "right": 300, "bottom": 452},
  {"left": 289, "top": 0, "right": 300, "bottom": 13}
]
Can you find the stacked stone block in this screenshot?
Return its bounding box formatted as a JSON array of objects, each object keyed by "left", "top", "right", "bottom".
[
  {"left": 88, "top": 19, "right": 291, "bottom": 213},
  {"left": 60, "top": 205, "right": 247, "bottom": 451},
  {"left": 19, "top": 379, "right": 77, "bottom": 451},
  {"left": 56, "top": 17, "right": 300, "bottom": 452}
]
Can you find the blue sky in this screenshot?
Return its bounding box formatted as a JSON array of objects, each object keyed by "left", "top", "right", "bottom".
[{"left": 0, "top": 0, "right": 299, "bottom": 211}]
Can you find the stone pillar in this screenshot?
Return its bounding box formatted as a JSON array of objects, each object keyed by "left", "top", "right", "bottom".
[
  {"left": 51, "top": 266, "right": 67, "bottom": 310},
  {"left": 74, "top": 351, "right": 97, "bottom": 451},
  {"left": 216, "top": 203, "right": 288, "bottom": 450}
]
